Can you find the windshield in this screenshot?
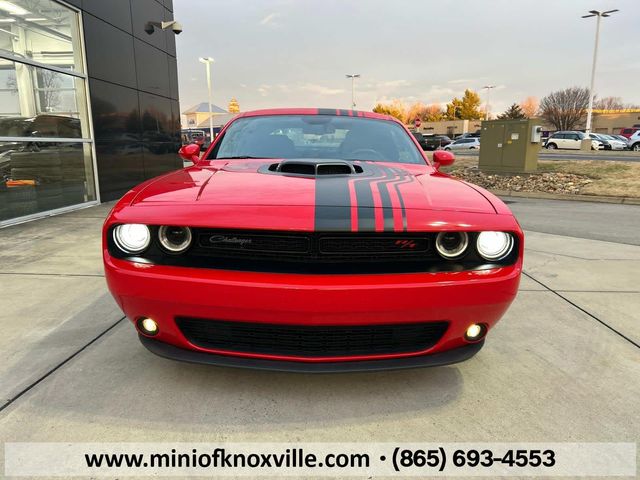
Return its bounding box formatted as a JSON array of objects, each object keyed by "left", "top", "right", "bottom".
[{"left": 208, "top": 115, "right": 426, "bottom": 164}]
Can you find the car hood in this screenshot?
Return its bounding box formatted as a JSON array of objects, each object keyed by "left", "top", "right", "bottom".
[{"left": 131, "top": 160, "right": 495, "bottom": 214}]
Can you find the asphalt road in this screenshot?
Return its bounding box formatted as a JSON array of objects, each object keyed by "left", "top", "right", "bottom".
[
  {"left": 501, "top": 196, "right": 640, "bottom": 245},
  {"left": 455, "top": 150, "right": 640, "bottom": 162}
]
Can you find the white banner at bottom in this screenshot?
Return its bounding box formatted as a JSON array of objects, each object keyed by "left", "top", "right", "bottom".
[{"left": 4, "top": 442, "right": 637, "bottom": 477}]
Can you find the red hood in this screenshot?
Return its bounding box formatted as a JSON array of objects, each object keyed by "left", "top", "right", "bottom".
[{"left": 130, "top": 160, "right": 496, "bottom": 215}]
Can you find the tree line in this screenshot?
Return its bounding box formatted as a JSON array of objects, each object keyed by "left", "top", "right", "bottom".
[{"left": 372, "top": 87, "right": 638, "bottom": 131}]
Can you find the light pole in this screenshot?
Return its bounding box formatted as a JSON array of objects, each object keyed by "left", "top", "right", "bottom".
[
  {"left": 582, "top": 9, "right": 618, "bottom": 134},
  {"left": 482, "top": 85, "right": 495, "bottom": 120},
  {"left": 345, "top": 74, "right": 360, "bottom": 109},
  {"left": 199, "top": 57, "right": 215, "bottom": 143}
]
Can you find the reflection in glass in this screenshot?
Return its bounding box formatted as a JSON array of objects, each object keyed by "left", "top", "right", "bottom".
[
  {"left": 0, "top": 0, "right": 83, "bottom": 72},
  {"left": 0, "top": 141, "right": 95, "bottom": 221},
  {"left": 0, "top": 0, "right": 95, "bottom": 223},
  {"left": 0, "top": 59, "right": 88, "bottom": 137}
]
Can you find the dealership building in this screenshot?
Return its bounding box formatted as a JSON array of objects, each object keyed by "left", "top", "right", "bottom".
[{"left": 0, "top": 0, "right": 181, "bottom": 226}]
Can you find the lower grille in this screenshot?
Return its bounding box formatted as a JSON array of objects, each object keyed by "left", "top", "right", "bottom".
[{"left": 176, "top": 317, "right": 449, "bottom": 358}]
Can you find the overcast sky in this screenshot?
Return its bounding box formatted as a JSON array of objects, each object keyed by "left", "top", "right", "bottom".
[{"left": 174, "top": 0, "right": 640, "bottom": 116}]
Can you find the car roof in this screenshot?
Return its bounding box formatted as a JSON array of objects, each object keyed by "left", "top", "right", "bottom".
[{"left": 235, "top": 108, "right": 398, "bottom": 123}]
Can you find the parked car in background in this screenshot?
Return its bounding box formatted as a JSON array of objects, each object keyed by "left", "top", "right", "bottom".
[
  {"left": 411, "top": 133, "right": 453, "bottom": 151},
  {"left": 599, "top": 134, "right": 627, "bottom": 150},
  {"left": 627, "top": 131, "right": 640, "bottom": 151},
  {"left": 444, "top": 137, "right": 480, "bottom": 150},
  {"left": 411, "top": 132, "right": 428, "bottom": 150},
  {"left": 459, "top": 131, "right": 481, "bottom": 139},
  {"left": 423, "top": 134, "right": 452, "bottom": 150},
  {"left": 544, "top": 131, "right": 602, "bottom": 150},
  {"left": 588, "top": 133, "right": 625, "bottom": 151},
  {"left": 619, "top": 127, "right": 639, "bottom": 139},
  {"left": 611, "top": 134, "right": 630, "bottom": 146}
]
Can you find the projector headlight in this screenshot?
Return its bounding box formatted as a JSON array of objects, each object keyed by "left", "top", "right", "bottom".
[
  {"left": 476, "top": 231, "right": 513, "bottom": 260},
  {"left": 435, "top": 231, "right": 469, "bottom": 259},
  {"left": 113, "top": 224, "right": 151, "bottom": 254},
  {"left": 158, "top": 225, "right": 192, "bottom": 253}
]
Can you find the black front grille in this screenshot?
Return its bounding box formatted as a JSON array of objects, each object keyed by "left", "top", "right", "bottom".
[
  {"left": 198, "top": 233, "right": 311, "bottom": 254},
  {"left": 176, "top": 317, "right": 449, "bottom": 358},
  {"left": 319, "top": 236, "right": 429, "bottom": 255},
  {"left": 193, "top": 230, "right": 433, "bottom": 262}
]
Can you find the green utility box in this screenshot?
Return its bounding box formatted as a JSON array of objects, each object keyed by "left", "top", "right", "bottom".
[{"left": 479, "top": 118, "right": 542, "bottom": 173}]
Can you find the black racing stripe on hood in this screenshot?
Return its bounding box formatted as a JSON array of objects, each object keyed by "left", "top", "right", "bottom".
[
  {"left": 314, "top": 175, "right": 352, "bottom": 231},
  {"left": 372, "top": 165, "right": 399, "bottom": 231},
  {"left": 352, "top": 164, "right": 387, "bottom": 231},
  {"left": 389, "top": 167, "right": 416, "bottom": 232}
]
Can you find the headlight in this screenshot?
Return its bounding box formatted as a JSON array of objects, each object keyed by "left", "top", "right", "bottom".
[
  {"left": 113, "top": 224, "right": 151, "bottom": 254},
  {"left": 158, "top": 225, "right": 192, "bottom": 253},
  {"left": 476, "top": 231, "right": 513, "bottom": 260},
  {"left": 435, "top": 231, "right": 469, "bottom": 258}
]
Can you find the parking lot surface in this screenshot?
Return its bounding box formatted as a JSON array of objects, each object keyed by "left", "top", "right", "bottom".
[{"left": 0, "top": 199, "right": 638, "bottom": 462}]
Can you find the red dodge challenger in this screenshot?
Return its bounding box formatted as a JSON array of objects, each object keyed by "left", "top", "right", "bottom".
[{"left": 103, "top": 108, "right": 523, "bottom": 372}]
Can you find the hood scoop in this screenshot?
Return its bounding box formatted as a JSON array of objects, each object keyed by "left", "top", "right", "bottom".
[{"left": 264, "top": 159, "right": 363, "bottom": 177}]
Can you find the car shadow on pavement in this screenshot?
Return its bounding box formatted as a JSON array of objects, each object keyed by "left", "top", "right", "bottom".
[{"left": 9, "top": 323, "right": 465, "bottom": 434}]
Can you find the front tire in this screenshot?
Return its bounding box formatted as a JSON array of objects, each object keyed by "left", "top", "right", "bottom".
[
  {"left": 633, "top": 143, "right": 640, "bottom": 151},
  {"left": 546, "top": 143, "right": 557, "bottom": 149}
]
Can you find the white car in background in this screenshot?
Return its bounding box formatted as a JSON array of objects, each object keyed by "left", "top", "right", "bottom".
[
  {"left": 603, "top": 134, "right": 628, "bottom": 150},
  {"left": 544, "top": 131, "right": 602, "bottom": 150},
  {"left": 627, "top": 131, "right": 640, "bottom": 151},
  {"left": 444, "top": 137, "right": 480, "bottom": 150}
]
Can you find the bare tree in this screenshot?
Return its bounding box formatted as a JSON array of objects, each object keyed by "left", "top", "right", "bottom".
[
  {"left": 594, "top": 96, "right": 624, "bottom": 110},
  {"left": 519, "top": 96, "right": 539, "bottom": 117},
  {"left": 539, "top": 87, "right": 590, "bottom": 131},
  {"left": 38, "top": 70, "right": 62, "bottom": 112}
]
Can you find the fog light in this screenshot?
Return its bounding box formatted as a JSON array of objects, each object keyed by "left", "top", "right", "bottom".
[
  {"left": 137, "top": 317, "right": 158, "bottom": 336},
  {"left": 464, "top": 323, "right": 486, "bottom": 342}
]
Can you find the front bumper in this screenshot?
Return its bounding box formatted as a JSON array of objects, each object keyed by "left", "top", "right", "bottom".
[
  {"left": 105, "top": 252, "right": 521, "bottom": 366},
  {"left": 139, "top": 334, "right": 485, "bottom": 372}
]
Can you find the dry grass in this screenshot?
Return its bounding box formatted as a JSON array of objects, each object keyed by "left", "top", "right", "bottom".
[{"left": 438, "top": 154, "right": 640, "bottom": 198}]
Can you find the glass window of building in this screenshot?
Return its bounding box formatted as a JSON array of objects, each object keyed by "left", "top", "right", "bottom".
[{"left": 0, "top": 0, "right": 96, "bottom": 225}]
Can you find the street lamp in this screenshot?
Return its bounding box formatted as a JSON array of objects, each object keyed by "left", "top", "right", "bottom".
[
  {"left": 482, "top": 85, "right": 495, "bottom": 121},
  {"left": 582, "top": 9, "right": 618, "bottom": 134},
  {"left": 345, "top": 74, "right": 360, "bottom": 109},
  {"left": 199, "top": 56, "right": 215, "bottom": 143}
]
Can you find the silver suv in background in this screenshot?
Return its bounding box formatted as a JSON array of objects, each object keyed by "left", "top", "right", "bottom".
[
  {"left": 627, "top": 131, "right": 640, "bottom": 151},
  {"left": 444, "top": 137, "right": 480, "bottom": 150},
  {"left": 544, "top": 131, "right": 602, "bottom": 150}
]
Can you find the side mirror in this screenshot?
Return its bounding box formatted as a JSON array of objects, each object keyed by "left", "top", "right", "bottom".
[
  {"left": 432, "top": 150, "right": 455, "bottom": 169},
  {"left": 179, "top": 143, "right": 201, "bottom": 164}
]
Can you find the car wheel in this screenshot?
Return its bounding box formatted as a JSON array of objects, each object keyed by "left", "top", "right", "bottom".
[
  {"left": 633, "top": 143, "right": 640, "bottom": 151},
  {"left": 546, "top": 143, "right": 557, "bottom": 149}
]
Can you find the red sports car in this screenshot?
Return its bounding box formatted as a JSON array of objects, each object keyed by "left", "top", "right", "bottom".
[{"left": 103, "top": 108, "right": 523, "bottom": 372}]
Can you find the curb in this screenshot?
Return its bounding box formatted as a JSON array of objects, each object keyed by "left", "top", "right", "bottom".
[{"left": 490, "top": 189, "right": 640, "bottom": 205}]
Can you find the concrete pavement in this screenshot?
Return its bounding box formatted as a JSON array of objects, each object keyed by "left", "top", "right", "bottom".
[
  {"left": 504, "top": 196, "right": 640, "bottom": 245},
  {"left": 0, "top": 199, "right": 638, "bottom": 464}
]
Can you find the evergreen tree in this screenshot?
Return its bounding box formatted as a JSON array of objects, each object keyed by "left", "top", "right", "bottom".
[{"left": 498, "top": 103, "right": 526, "bottom": 119}]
